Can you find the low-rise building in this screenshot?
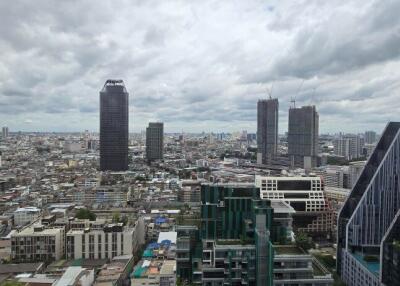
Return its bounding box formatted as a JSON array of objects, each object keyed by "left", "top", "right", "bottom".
[
  {"left": 274, "top": 245, "right": 333, "bottom": 286},
  {"left": 11, "top": 225, "right": 64, "bottom": 262},
  {"left": 54, "top": 266, "right": 94, "bottom": 286},
  {"left": 66, "top": 218, "right": 145, "bottom": 260},
  {"left": 13, "top": 207, "right": 41, "bottom": 226},
  {"left": 256, "top": 176, "right": 335, "bottom": 239}
]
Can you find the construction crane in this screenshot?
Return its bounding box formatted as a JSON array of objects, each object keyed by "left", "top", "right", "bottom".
[
  {"left": 267, "top": 83, "right": 274, "bottom": 99},
  {"left": 291, "top": 79, "right": 305, "bottom": 108}
]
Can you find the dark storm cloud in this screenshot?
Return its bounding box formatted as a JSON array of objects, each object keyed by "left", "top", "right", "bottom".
[{"left": 0, "top": 0, "right": 399, "bottom": 133}]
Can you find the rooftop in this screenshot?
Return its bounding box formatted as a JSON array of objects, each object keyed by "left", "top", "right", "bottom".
[
  {"left": 274, "top": 245, "right": 307, "bottom": 255},
  {"left": 271, "top": 201, "right": 296, "bottom": 214},
  {"left": 14, "top": 207, "right": 40, "bottom": 213},
  {"left": 15, "top": 225, "right": 62, "bottom": 236},
  {"left": 157, "top": 232, "right": 177, "bottom": 244},
  {"left": 160, "top": 260, "right": 176, "bottom": 275}
]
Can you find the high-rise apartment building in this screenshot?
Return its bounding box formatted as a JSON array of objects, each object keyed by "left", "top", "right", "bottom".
[
  {"left": 315, "top": 165, "right": 350, "bottom": 189},
  {"left": 364, "top": 130, "right": 377, "bottom": 144},
  {"left": 347, "top": 160, "right": 365, "bottom": 189},
  {"left": 2, "top": 126, "right": 8, "bottom": 139},
  {"left": 257, "top": 98, "right": 279, "bottom": 164},
  {"left": 337, "top": 122, "right": 400, "bottom": 286},
  {"left": 99, "top": 79, "right": 129, "bottom": 171},
  {"left": 288, "top": 105, "right": 319, "bottom": 168},
  {"left": 333, "top": 134, "right": 364, "bottom": 160},
  {"left": 146, "top": 122, "right": 164, "bottom": 162}
]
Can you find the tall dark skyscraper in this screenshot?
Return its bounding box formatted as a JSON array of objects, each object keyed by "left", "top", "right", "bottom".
[
  {"left": 146, "top": 122, "right": 164, "bottom": 162},
  {"left": 288, "top": 105, "right": 319, "bottom": 168},
  {"left": 100, "top": 79, "right": 129, "bottom": 171},
  {"left": 257, "top": 98, "right": 279, "bottom": 164}
]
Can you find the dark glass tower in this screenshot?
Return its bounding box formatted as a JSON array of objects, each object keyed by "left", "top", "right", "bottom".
[
  {"left": 288, "top": 105, "right": 319, "bottom": 168},
  {"left": 257, "top": 98, "right": 279, "bottom": 164},
  {"left": 146, "top": 122, "right": 164, "bottom": 162},
  {"left": 100, "top": 80, "right": 129, "bottom": 171}
]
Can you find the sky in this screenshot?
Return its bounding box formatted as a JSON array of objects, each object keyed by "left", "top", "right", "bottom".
[{"left": 0, "top": 0, "right": 399, "bottom": 134}]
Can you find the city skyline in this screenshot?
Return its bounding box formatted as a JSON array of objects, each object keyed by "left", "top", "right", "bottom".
[{"left": 0, "top": 1, "right": 399, "bottom": 133}]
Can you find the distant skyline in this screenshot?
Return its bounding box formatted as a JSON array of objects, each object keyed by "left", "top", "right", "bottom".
[{"left": 0, "top": 1, "right": 399, "bottom": 133}]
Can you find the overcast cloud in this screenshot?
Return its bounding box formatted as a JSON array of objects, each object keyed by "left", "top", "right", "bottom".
[{"left": 0, "top": 0, "right": 399, "bottom": 133}]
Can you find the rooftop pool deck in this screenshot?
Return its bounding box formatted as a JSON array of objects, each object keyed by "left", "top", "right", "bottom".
[{"left": 352, "top": 252, "right": 380, "bottom": 277}]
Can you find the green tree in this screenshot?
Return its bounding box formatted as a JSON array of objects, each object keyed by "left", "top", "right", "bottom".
[
  {"left": 75, "top": 208, "right": 96, "bottom": 221},
  {"left": 295, "top": 231, "right": 314, "bottom": 251},
  {"left": 120, "top": 215, "right": 128, "bottom": 225},
  {"left": 0, "top": 281, "right": 25, "bottom": 286},
  {"left": 112, "top": 212, "right": 121, "bottom": 223}
]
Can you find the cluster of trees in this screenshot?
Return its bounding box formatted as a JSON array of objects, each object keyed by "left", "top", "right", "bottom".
[
  {"left": 295, "top": 231, "right": 314, "bottom": 251},
  {"left": 112, "top": 212, "right": 128, "bottom": 225},
  {"left": 75, "top": 208, "right": 96, "bottom": 221},
  {"left": 75, "top": 209, "right": 129, "bottom": 225},
  {"left": 327, "top": 156, "right": 367, "bottom": 166}
]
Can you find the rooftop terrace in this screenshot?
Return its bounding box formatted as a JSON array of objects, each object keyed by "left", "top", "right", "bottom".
[{"left": 274, "top": 245, "right": 307, "bottom": 255}]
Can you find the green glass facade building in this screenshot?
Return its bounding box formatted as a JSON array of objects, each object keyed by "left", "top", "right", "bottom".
[{"left": 177, "top": 183, "right": 275, "bottom": 286}]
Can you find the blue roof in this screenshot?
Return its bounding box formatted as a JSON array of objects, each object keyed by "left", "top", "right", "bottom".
[
  {"left": 146, "top": 242, "right": 159, "bottom": 250},
  {"left": 155, "top": 217, "right": 168, "bottom": 224}
]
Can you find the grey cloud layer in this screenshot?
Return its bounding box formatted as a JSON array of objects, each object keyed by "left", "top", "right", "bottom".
[{"left": 0, "top": 0, "right": 399, "bottom": 133}]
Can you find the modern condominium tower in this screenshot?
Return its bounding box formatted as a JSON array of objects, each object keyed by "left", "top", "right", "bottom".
[
  {"left": 337, "top": 122, "right": 400, "bottom": 286},
  {"left": 257, "top": 98, "right": 279, "bottom": 164},
  {"left": 99, "top": 80, "right": 129, "bottom": 171},
  {"left": 288, "top": 105, "right": 319, "bottom": 168},
  {"left": 176, "top": 183, "right": 275, "bottom": 285}
]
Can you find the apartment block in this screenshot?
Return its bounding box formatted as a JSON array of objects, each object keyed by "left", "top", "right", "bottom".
[
  {"left": 66, "top": 222, "right": 138, "bottom": 260},
  {"left": 11, "top": 225, "right": 64, "bottom": 263}
]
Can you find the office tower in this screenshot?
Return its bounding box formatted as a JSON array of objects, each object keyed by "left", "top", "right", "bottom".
[
  {"left": 288, "top": 105, "right": 319, "bottom": 168},
  {"left": 99, "top": 79, "right": 129, "bottom": 171},
  {"left": 256, "top": 176, "right": 334, "bottom": 239},
  {"left": 333, "top": 134, "right": 363, "bottom": 160},
  {"left": 364, "top": 130, "right": 377, "bottom": 144},
  {"left": 146, "top": 122, "right": 164, "bottom": 162},
  {"left": 2, "top": 127, "right": 8, "bottom": 138},
  {"left": 176, "top": 183, "right": 275, "bottom": 285},
  {"left": 257, "top": 98, "right": 279, "bottom": 164},
  {"left": 337, "top": 122, "right": 400, "bottom": 286}
]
